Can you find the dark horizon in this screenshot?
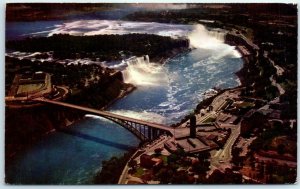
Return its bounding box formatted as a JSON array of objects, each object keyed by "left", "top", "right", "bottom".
[{"left": 6, "top": 3, "right": 297, "bottom": 22}]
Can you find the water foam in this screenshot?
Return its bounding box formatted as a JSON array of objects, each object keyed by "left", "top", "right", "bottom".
[
  {"left": 86, "top": 112, "right": 166, "bottom": 125},
  {"left": 188, "top": 25, "right": 223, "bottom": 49},
  {"left": 47, "top": 20, "right": 192, "bottom": 38},
  {"left": 122, "top": 56, "right": 169, "bottom": 87},
  {"left": 47, "top": 22, "right": 242, "bottom": 123},
  {"left": 188, "top": 25, "right": 241, "bottom": 58},
  {"left": 85, "top": 114, "right": 113, "bottom": 123},
  {"left": 109, "top": 110, "right": 167, "bottom": 124}
]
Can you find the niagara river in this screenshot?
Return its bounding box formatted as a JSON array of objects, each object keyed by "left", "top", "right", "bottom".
[{"left": 6, "top": 20, "right": 243, "bottom": 184}]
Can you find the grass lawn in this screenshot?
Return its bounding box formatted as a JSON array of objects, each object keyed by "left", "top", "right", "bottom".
[
  {"left": 203, "top": 117, "right": 216, "bottom": 123},
  {"left": 70, "top": 87, "right": 82, "bottom": 95},
  {"left": 134, "top": 167, "right": 145, "bottom": 177},
  {"left": 236, "top": 102, "right": 255, "bottom": 109},
  {"left": 157, "top": 155, "right": 168, "bottom": 165},
  {"left": 17, "top": 83, "right": 44, "bottom": 94}
]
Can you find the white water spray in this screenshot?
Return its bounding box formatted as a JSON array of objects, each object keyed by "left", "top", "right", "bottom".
[
  {"left": 122, "top": 55, "right": 169, "bottom": 87},
  {"left": 188, "top": 25, "right": 224, "bottom": 49},
  {"left": 110, "top": 110, "right": 167, "bottom": 124},
  {"left": 188, "top": 24, "right": 241, "bottom": 58},
  {"left": 86, "top": 110, "right": 166, "bottom": 124}
]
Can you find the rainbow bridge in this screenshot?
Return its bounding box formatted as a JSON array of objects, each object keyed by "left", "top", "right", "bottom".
[{"left": 35, "top": 98, "right": 173, "bottom": 142}]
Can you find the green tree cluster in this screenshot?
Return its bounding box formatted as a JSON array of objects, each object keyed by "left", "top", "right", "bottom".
[
  {"left": 7, "top": 34, "right": 189, "bottom": 61},
  {"left": 94, "top": 150, "right": 135, "bottom": 184}
]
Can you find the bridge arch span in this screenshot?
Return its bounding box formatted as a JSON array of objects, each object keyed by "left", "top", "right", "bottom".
[{"left": 34, "top": 98, "right": 173, "bottom": 142}]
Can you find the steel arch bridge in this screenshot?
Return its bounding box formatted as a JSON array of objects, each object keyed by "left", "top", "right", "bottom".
[{"left": 35, "top": 98, "right": 173, "bottom": 142}]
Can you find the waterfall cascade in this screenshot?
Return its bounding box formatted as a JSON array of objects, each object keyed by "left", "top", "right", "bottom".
[
  {"left": 207, "top": 29, "right": 226, "bottom": 42},
  {"left": 122, "top": 55, "right": 168, "bottom": 86},
  {"left": 112, "top": 24, "right": 240, "bottom": 87},
  {"left": 188, "top": 25, "right": 240, "bottom": 58},
  {"left": 121, "top": 25, "right": 241, "bottom": 86},
  {"left": 125, "top": 55, "right": 150, "bottom": 65},
  {"left": 188, "top": 25, "right": 225, "bottom": 49}
]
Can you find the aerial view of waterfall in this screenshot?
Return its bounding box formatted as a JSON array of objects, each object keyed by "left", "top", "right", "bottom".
[{"left": 5, "top": 3, "right": 297, "bottom": 185}]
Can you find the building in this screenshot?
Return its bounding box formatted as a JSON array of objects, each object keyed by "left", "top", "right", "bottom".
[
  {"left": 240, "top": 110, "right": 267, "bottom": 136},
  {"left": 140, "top": 154, "right": 163, "bottom": 170},
  {"left": 190, "top": 115, "right": 196, "bottom": 138}
]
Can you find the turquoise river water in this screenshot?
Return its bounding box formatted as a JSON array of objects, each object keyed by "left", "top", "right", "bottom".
[{"left": 6, "top": 19, "right": 243, "bottom": 184}]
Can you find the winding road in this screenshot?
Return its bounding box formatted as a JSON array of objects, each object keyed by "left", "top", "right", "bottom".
[{"left": 210, "top": 124, "right": 240, "bottom": 169}]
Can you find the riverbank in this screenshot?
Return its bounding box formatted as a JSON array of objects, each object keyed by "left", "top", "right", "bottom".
[
  {"left": 93, "top": 148, "right": 138, "bottom": 184},
  {"left": 5, "top": 12, "right": 253, "bottom": 185},
  {"left": 154, "top": 47, "right": 192, "bottom": 65},
  {"left": 5, "top": 45, "right": 192, "bottom": 183},
  {"left": 172, "top": 30, "right": 251, "bottom": 128},
  {"left": 101, "top": 84, "right": 136, "bottom": 110},
  {"left": 114, "top": 19, "right": 296, "bottom": 184},
  {"left": 5, "top": 80, "right": 134, "bottom": 159},
  {"left": 113, "top": 46, "right": 249, "bottom": 184},
  {"left": 92, "top": 48, "right": 196, "bottom": 183},
  {"left": 224, "top": 31, "right": 259, "bottom": 87},
  {"left": 95, "top": 30, "right": 250, "bottom": 184},
  {"left": 5, "top": 104, "right": 85, "bottom": 167}
]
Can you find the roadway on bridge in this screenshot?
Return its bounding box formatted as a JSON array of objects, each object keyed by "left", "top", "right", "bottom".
[{"left": 35, "top": 98, "right": 173, "bottom": 133}]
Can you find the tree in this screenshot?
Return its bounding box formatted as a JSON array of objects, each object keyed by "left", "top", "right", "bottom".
[
  {"left": 231, "top": 147, "right": 242, "bottom": 167},
  {"left": 171, "top": 171, "right": 190, "bottom": 184},
  {"left": 257, "top": 162, "right": 265, "bottom": 178},
  {"left": 128, "top": 159, "right": 137, "bottom": 169},
  {"left": 197, "top": 151, "right": 211, "bottom": 161},
  {"left": 175, "top": 148, "right": 186, "bottom": 157},
  {"left": 192, "top": 161, "right": 209, "bottom": 175},
  {"left": 207, "top": 169, "right": 224, "bottom": 184},
  {"left": 94, "top": 151, "right": 134, "bottom": 184},
  {"left": 277, "top": 144, "right": 285, "bottom": 155},
  {"left": 167, "top": 154, "right": 178, "bottom": 164},
  {"left": 155, "top": 167, "right": 174, "bottom": 184},
  {"left": 265, "top": 161, "right": 273, "bottom": 176},
  {"left": 154, "top": 148, "right": 163, "bottom": 156}
]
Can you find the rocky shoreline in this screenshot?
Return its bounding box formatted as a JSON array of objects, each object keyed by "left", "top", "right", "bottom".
[
  {"left": 5, "top": 45, "right": 189, "bottom": 168},
  {"left": 94, "top": 31, "right": 251, "bottom": 184},
  {"left": 5, "top": 27, "right": 251, "bottom": 184}
]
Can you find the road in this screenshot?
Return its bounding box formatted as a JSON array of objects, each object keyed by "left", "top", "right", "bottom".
[
  {"left": 264, "top": 51, "right": 285, "bottom": 95},
  {"left": 210, "top": 124, "right": 240, "bottom": 169},
  {"left": 269, "top": 75, "right": 285, "bottom": 95},
  {"left": 35, "top": 98, "right": 173, "bottom": 133},
  {"left": 194, "top": 89, "right": 241, "bottom": 170},
  {"left": 118, "top": 135, "right": 170, "bottom": 184},
  {"left": 195, "top": 91, "right": 226, "bottom": 124},
  {"left": 264, "top": 52, "right": 284, "bottom": 76},
  {"left": 196, "top": 89, "right": 240, "bottom": 125},
  {"left": 229, "top": 30, "right": 259, "bottom": 50}
]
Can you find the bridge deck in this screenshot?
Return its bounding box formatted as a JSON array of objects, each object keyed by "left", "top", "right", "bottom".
[{"left": 35, "top": 98, "right": 173, "bottom": 133}]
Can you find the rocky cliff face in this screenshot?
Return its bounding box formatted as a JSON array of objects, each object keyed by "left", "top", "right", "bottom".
[
  {"left": 5, "top": 105, "right": 84, "bottom": 163},
  {"left": 224, "top": 33, "right": 259, "bottom": 86},
  {"left": 5, "top": 70, "right": 130, "bottom": 165}
]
